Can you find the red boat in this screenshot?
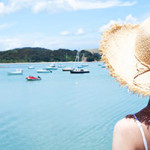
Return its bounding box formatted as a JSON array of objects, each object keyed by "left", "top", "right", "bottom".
[{"left": 26, "top": 76, "right": 41, "bottom": 81}]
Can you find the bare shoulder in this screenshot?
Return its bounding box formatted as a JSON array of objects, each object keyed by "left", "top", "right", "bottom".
[
  {"left": 113, "top": 118, "right": 138, "bottom": 142},
  {"left": 113, "top": 118, "right": 142, "bottom": 150},
  {"left": 114, "top": 118, "right": 137, "bottom": 132}
]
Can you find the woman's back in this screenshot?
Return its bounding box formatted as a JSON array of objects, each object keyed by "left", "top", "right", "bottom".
[{"left": 113, "top": 106, "right": 150, "bottom": 150}]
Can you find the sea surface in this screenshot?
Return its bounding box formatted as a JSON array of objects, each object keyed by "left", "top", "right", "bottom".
[{"left": 0, "top": 62, "right": 148, "bottom": 150}]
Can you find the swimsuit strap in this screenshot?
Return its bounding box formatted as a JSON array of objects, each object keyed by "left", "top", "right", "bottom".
[{"left": 133, "top": 114, "right": 148, "bottom": 150}]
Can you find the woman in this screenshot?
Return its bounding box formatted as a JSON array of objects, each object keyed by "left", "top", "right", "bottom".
[{"left": 100, "top": 18, "right": 150, "bottom": 150}]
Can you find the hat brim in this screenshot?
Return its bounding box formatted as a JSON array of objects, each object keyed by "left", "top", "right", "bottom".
[{"left": 100, "top": 23, "right": 150, "bottom": 96}]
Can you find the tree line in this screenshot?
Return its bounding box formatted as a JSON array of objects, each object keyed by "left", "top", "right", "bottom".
[{"left": 0, "top": 47, "right": 101, "bottom": 63}]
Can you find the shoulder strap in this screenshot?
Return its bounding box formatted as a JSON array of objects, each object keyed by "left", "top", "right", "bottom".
[{"left": 133, "top": 114, "right": 148, "bottom": 150}]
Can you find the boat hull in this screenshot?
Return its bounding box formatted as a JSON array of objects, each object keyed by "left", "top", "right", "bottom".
[
  {"left": 37, "top": 70, "right": 52, "bottom": 73},
  {"left": 26, "top": 76, "right": 41, "bottom": 81},
  {"left": 62, "top": 68, "right": 72, "bottom": 71},
  {"left": 28, "top": 67, "right": 34, "bottom": 69},
  {"left": 26, "top": 79, "right": 41, "bottom": 81},
  {"left": 70, "top": 70, "right": 90, "bottom": 74},
  {"left": 45, "top": 67, "right": 58, "bottom": 70}
]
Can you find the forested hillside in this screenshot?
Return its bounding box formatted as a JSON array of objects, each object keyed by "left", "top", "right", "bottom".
[{"left": 0, "top": 47, "right": 101, "bottom": 63}]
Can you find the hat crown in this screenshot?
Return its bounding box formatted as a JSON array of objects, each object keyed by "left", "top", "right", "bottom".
[{"left": 135, "top": 18, "right": 150, "bottom": 65}]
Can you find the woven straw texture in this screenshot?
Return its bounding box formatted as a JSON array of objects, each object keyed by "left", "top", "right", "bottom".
[{"left": 100, "top": 20, "right": 150, "bottom": 96}]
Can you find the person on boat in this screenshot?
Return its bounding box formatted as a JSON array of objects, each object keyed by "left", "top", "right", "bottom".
[
  {"left": 100, "top": 18, "right": 150, "bottom": 150},
  {"left": 37, "top": 76, "right": 41, "bottom": 79}
]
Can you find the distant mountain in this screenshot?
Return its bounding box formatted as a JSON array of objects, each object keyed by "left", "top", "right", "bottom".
[{"left": 0, "top": 47, "right": 101, "bottom": 63}]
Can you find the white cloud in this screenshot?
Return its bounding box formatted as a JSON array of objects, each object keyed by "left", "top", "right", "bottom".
[
  {"left": 0, "top": 0, "right": 136, "bottom": 16},
  {"left": 0, "top": 22, "right": 16, "bottom": 30},
  {"left": 0, "top": 35, "right": 62, "bottom": 50},
  {"left": 0, "top": 38, "right": 23, "bottom": 50},
  {"left": 0, "top": 23, "right": 12, "bottom": 30},
  {"left": 0, "top": 32, "right": 98, "bottom": 50},
  {"left": 66, "top": 0, "right": 136, "bottom": 10},
  {"left": 60, "top": 28, "right": 85, "bottom": 36},
  {"left": 125, "top": 14, "right": 137, "bottom": 23},
  {"left": 60, "top": 30, "right": 70, "bottom": 36},
  {"left": 32, "top": 39, "right": 61, "bottom": 48},
  {"left": 98, "top": 14, "right": 138, "bottom": 33},
  {"left": 75, "top": 28, "right": 84, "bottom": 35}
]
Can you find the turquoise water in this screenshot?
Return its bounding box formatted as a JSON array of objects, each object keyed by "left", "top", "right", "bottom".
[{"left": 0, "top": 62, "right": 148, "bottom": 150}]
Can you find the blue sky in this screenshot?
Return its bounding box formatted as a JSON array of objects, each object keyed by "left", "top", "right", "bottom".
[{"left": 0, "top": 0, "right": 149, "bottom": 51}]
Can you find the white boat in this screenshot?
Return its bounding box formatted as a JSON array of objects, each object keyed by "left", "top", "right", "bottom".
[
  {"left": 37, "top": 69, "right": 52, "bottom": 73},
  {"left": 58, "top": 64, "right": 66, "bottom": 68},
  {"left": 62, "top": 67, "right": 72, "bottom": 71},
  {"left": 8, "top": 69, "right": 23, "bottom": 75},
  {"left": 98, "top": 64, "right": 105, "bottom": 68},
  {"left": 45, "top": 63, "right": 58, "bottom": 70},
  {"left": 70, "top": 67, "right": 90, "bottom": 74},
  {"left": 28, "top": 66, "right": 34, "bottom": 69},
  {"left": 50, "top": 63, "right": 56, "bottom": 67},
  {"left": 45, "top": 66, "right": 58, "bottom": 70},
  {"left": 71, "top": 51, "right": 90, "bottom": 73}
]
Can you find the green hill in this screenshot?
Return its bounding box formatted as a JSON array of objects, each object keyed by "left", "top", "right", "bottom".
[{"left": 0, "top": 47, "right": 101, "bottom": 63}]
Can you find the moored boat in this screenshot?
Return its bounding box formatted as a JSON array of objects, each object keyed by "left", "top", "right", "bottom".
[
  {"left": 44, "top": 66, "right": 58, "bottom": 70},
  {"left": 58, "top": 64, "right": 66, "bottom": 68},
  {"left": 28, "top": 66, "right": 34, "bottom": 69},
  {"left": 98, "top": 64, "right": 105, "bottom": 68},
  {"left": 26, "top": 76, "right": 41, "bottom": 81},
  {"left": 8, "top": 69, "right": 23, "bottom": 75},
  {"left": 62, "top": 67, "right": 72, "bottom": 71},
  {"left": 70, "top": 51, "right": 90, "bottom": 74},
  {"left": 37, "top": 69, "right": 52, "bottom": 73},
  {"left": 70, "top": 68, "right": 90, "bottom": 74},
  {"left": 45, "top": 63, "right": 58, "bottom": 70}
]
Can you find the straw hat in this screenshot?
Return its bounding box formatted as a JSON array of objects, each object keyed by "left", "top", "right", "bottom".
[{"left": 100, "top": 18, "right": 150, "bottom": 96}]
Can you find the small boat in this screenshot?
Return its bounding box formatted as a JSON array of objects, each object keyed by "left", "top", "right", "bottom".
[
  {"left": 28, "top": 66, "right": 34, "bottom": 69},
  {"left": 50, "top": 63, "right": 56, "bottom": 67},
  {"left": 37, "top": 69, "right": 52, "bottom": 73},
  {"left": 70, "top": 68, "right": 90, "bottom": 74},
  {"left": 62, "top": 67, "right": 72, "bottom": 71},
  {"left": 70, "top": 52, "right": 90, "bottom": 74},
  {"left": 44, "top": 63, "right": 58, "bottom": 70},
  {"left": 8, "top": 69, "right": 23, "bottom": 75},
  {"left": 45, "top": 67, "right": 58, "bottom": 70},
  {"left": 58, "top": 64, "right": 66, "bottom": 68},
  {"left": 26, "top": 76, "right": 41, "bottom": 81},
  {"left": 98, "top": 64, "right": 105, "bottom": 68},
  {"left": 101, "top": 65, "right": 105, "bottom": 68}
]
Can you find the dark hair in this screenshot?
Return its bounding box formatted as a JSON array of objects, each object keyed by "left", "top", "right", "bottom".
[{"left": 126, "top": 106, "right": 150, "bottom": 128}]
